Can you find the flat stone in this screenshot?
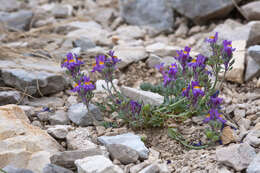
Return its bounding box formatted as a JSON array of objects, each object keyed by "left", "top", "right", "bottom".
[
  {"left": 2, "top": 165, "right": 34, "bottom": 173},
  {"left": 247, "top": 152, "right": 260, "bottom": 173},
  {"left": 113, "top": 46, "right": 148, "bottom": 69},
  {"left": 0, "top": 10, "right": 33, "bottom": 31},
  {"left": 171, "top": 0, "right": 239, "bottom": 24},
  {"left": 42, "top": 164, "right": 73, "bottom": 173},
  {"left": 119, "top": 0, "right": 174, "bottom": 32},
  {"left": 145, "top": 42, "right": 181, "bottom": 57},
  {"left": 146, "top": 54, "right": 179, "bottom": 69},
  {"left": 49, "top": 110, "right": 70, "bottom": 125},
  {"left": 66, "top": 128, "right": 97, "bottom": 150},
  {"left": 0, "top": 56, "right": 67, "bottom": 96},
  {"left": 47, "top": 125, "right": 70, "bottom": 139},
  {"left": 244, "top": 130, "right": 260, "bottom": 148},
  {"left": 245, "top": 56, "right": 260, "bottom": 82},
  {"left": 0, "top": 0, "right": 21, "bottom": 12},
  {"left": 51, "top": 149, "right": 109, "bottom": 169},
  {"left": 225, "top": 40, "right": 246, "bottom": 84},
  {"left": 0, "top": 105, "right": 63, "bottom": 173},
  {"left": 115, "top": 25, "right": 145, "bottom": 40},
  {"left": 26, "top": 97, "right": 64, "bottom": 107},
  {"left": 139, "top": 164, "right": 160, "bottom": 173},
  {"left": 220, "top": 126, "right": 236, "bottom": 145},
  {"left": 107, "top": 144, "right": 139, "bottom": 164},
  {"left": 216, "top": 143, "right": 256, "bottom": 171},
  {"left": 120, "top": 86, "right": 164, "bottom": 106},
  {"left": 98, "top": 133, "right": 149, "bottom": 159},
  {"left": 0, "top": 91, "right": 21, "bottom": 106},
  {"left": 75, "top": 155, "right": 124, "bottom": 173},
  {"left": 73, "top": 37, "right": 96, "bottom": 52},
  {"left": 68, "top": 103, "right": 103, "bottom": 126},
  {"left": 248, "top": 45, "right": 260, "bottom": 65},
  {"left": 52, "top": 4, "right": 72, "bottom": 18},
  {"left": 242, "top": 1, "right": 260, "bottom": 21},
  {"left": 130, "top": 162, "right": 149, "bottom": 173}
]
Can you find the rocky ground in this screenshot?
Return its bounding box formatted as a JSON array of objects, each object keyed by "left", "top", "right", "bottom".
[{"left": 0, "top": 0, "right": 260, "bottom": 173}]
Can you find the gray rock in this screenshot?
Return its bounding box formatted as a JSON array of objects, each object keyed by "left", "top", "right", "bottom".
[
  {"left": 98, "top": 133, "right": 149, "bottom": 159},
  {"left": 37, "top": 111, "right": 51, "bottom": 121},
  {"left": 52, "top": 4, "right": 72, "bottom": 18},
  {"left": 119, "top": 0, "right": 174, "bottom": 32},
  {"left": 2, "top": 165, "right": 34, "bottom": 173},
  {"left": 42, "top": 164, "right": 73, "bottom": 173},
  {"left": 212, "top": 20, "right": 260, "bottom": 47},
  {"left": 0, "top": 0, "right": 21, "bottom": 12},
  {"left": 26, "top": 97, "right": 64, "bottom": 107},
  {"left": 0, "top": 10, "right": 33, "bottom": 31},
  {"left": 49, "top": 110, "right": 70, "bottom": 125},
  {"left": 115, "top": 25, "right": 145, "bottom": 40},
  {"left": 248, "top": 45, "right": 260, "bottom": 65},
  {"left": 75, "top": 155, "right": 124, "bottom": 173},
  {"left": 0, "top": 91, "right": 21, "bottom": 105},
  {"left": 107, "top": 144, "right": 139, "bottom": 164},
  {"left": 145, "top": 42, "right": 180, "bottom": 57},
  {"left": 0, "top": 57, "right": 67, "bottom": 96},
  {"left": 66, "top": 128, "right": 97, "bottom": 150},
  {"left": 245, "top": 56, "right": 260, "bottom": 82},
  {"left": 51, "top": 149, "right": 109, "bottom": 169},
  {"left": 171, "top": 0, "right": 239, "bottom": 24},
  {"left": 68, "top": 103, "right": 103, "bottom": 126},
  {"left": 242, "top": 1, "right": 260, "bottom": 21},
  {"left": 244, "top": 130, "right": 260, "bottom": 148},
  {"left": 216, "top": 143, "right": 256, "bottom": 171},
  {"left": 146, "top": 54, "right": 178, "bottom": 69},
  {"left": 139, "top": 164, "right": 160, "bottom": 173},
  {"left": 73, "top": 38, "right": 96, "bottom": 52},
  {"left": 113, "top": 45, "right": 148, "bottom": 69},
  {"left": 120, "top": 86, "right": 164, "bottom": 106},
  {"left": 247, "top": 152, "right": 260, "bottom": 173},
  {"left": 47, "top": 125, "right": 70, "bottom": 139}
]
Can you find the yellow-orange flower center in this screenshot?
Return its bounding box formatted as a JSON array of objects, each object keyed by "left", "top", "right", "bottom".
[
  {"left": 69, "top": 59, "right": 75, "bottom": 63},
  {"left": 209, "top": 36, "right": 215, "bottom": 39},
  {"left": 219, "top": 114, "right": 223, "bottom": 118},
  {"left": 227, "top": 44, "right": 232, "bottom": 48},
  {"left": 192, "top": 58, "right": 197, "bottom": 63},
  {"left": 74, "top": 83, "right": 79, "bottom": 88},
  {"left": 194, "top": 86, "right": 201, "bottom": 89},
  {"left": 85, "top": 81, "right": 92, "bottom": 85},
  {"left": 183, "top": 51, "right": 188, "bottom": 54},
  {"left": 170, "top": 65, "right": 176, "bottom": 68},
  {"left": 206, "top": 114, "right": 210, "bottom": 118},
  {"left": 182, "top": 88, "right": 186, "bottom": 91}
]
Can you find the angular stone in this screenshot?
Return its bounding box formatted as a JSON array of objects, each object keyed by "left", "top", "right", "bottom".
[
  {"left": 115, "top": 25, "right": 145, "bottom": 40},
  {"left": 145, "top": 42, "right": 181, "bottom": 57},
  {"left": 248, "top": 45, "right": 260, "bottom": 65},
  {"left": 51, "top": 149, "right": 109, "bottom": 169},
  {"left": 75, "top": 155, "right": 124, "bottom": 173},
  {"left": 107, "top": 144, "right": 139, "bottom": 165},
  {"left": 247, "top": 152, "right": 260, "bottom": 173},
  {"left": 245, "top": 56, "right": 260, "bottom": 82},
  {"left": 146, "top": 54, "right": 178, "bottom": 69},
  {"left": 0, "top": 10, "right": 33, "bottom": 31},
  {"left": 139, "top": 164, "right": 159, "bottom": 173},
  {"left": 225, "top": 40, "right": 246, "bottom": 84},
  {"left": 0, "top": 91, "right": 21, "bottom": 106},
  {"left": 113, "top": 46, "right": 148, "bottom": 69},
  {"left": 47, "top": 125, "right": 70, "bottom": 139},
  {"left": 52, "top": 4, "right": 72, "bottom": 18},
  {"left": 73, "top": 38, "right": 96, "bottom": 52},
  {"left": 49, "top": 110, "right": 70, "bottom": 125},
  {"left": 0, "top": 105, "right": 63, "bottom": 173},
  {"left": 171, "top": 0, "right": 238, "bottom": 24},
  {"left": 68, "top": 103, "right": 103, "bottom": 126},
  {"left": 242, "top": 1, "right": 260, "bottom": 21},
  {"left": 2, "top": 165, "right": 34, "bottom": 173},
  {"left": 0, "top": 0, "right": 21, "bottom": 12},
  {"left": 0, "top": 56, "right": 67, "bottom": 96},
  {"left": 119, "top": 0, "right": 174, "bottom": 32},
  {"left": 66, "top": 128, "right": 97, "bottom": 150},
  {"left": 98, "top": 133, "right": 149, "bottom": 159},
  {"left": 216, "top": 143, "right": 256, "bottom": 171},
  {"left": 244, "top": 130, "right": 260, "bottom": 148},
  {"left": 220, "top": 126, "right": 236, "bottom": 145},
  {"left": 26, "top": 97, "right": 64, "bottom": 107},
  {"left": 42, "top": 164, "right": 73, "bottom": 173},
  {"left": 120, "top": 86, "right": 164, "bottom": 106}
]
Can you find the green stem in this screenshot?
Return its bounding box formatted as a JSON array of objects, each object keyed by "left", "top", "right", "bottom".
[
  {"left": 219, "top": 70, "right": 227, "bottom": 90},
  {"left": 153, "top": 97, "right": 186, "bottom": 113},
  {"left": 168, "top": 128, "right": 208, "bottom": 150}
]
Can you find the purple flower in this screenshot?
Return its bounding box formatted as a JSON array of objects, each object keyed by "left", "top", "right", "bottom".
[
  {"left": 71, "top": 81, "right": 81, "bottom": 93},
  {"left": 205, "top": 32, "right": 218, "bottom": 44},
  {"left": 175, "top": 46, "right": 191, "bottom": 72},
  {"left": 222, "top": 40, "right": 235, "bottom": 57},
  {"left": 71, "top": 76, "right": 95, "bottom": 93},
  {"left": 155, "top": 63, "right": 165, "bottom": 74},
  {"left": 203, "top": 109, "right": 226, "bottom": 124},
  {"left": 61, "top": 52, "right": 84, "bottom": 76},
  {"left": 92, "top": 55, "right": 105, "bottom": 72},
  {"left": 191, "top": 81, "right": 204, "bottom": 97},
  {"left": 108, "top": 50, "right": 120, "bottom": 65},
  {"left": 182, "top": 85, "right": 190, "bottom": 97},
  {"left": 130, "top": 100, "right": 142, "bottom": 115},
  {"left": 168, "top": 63, "right": 178, "bottom": 79}
]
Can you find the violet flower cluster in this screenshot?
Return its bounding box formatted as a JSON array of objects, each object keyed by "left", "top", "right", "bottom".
[{"left": 61, "top": 52, "right": 95, "bottom": 109}]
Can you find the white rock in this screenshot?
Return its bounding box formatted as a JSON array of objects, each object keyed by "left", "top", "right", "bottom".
[
  {"left": 242, "top": 1, "right": 260, "bottom": 21},
  {"left": 244, "top": 130, "right": 260, "bottom": 147},
  {"left": 225, "top": 40, "right": 246, "bottom": 84},
  {"left": 247, "top": 152, "right": 260, "bottom": 173},
  {"left": 145, "top": 42, "right": 181, "bottom": 57},
  {"left": 47, "top": 125, "right": 70, "bottom": 139},
  {"left": 75, "top": 155, "right": 124, "bottom": 173},
  {"left": 95, "top": 79, "right": 119, "bottom": 93},
  {"left": 121, "top": 86, "right": 164, "bottom": 106},
  {"left": 115, "top": 25, "right": 146, "bottom": 40},
  {"left": 113, "top": 46, "right": 148, "bottom": 69}
]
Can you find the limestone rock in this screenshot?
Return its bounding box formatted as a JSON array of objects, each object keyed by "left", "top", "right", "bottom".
[
  {"left": 247, "top": 152, "right": 260, "bottom": 173},
  {"left": 216, "top": 143, "right": 256, "bottom": 171},
  {"left": 245, "top": 56, "right": 260, "bottom": 82},
  {"left": 244, "top": 130, "right": 260, "bottom": 148},
  {"left": 47, "top": 125, "right": 70, "bottom": 139},
  {"left": 242, "top": 1, "right": 260, "bottom": 21},
  {"left": 220, "top": 126, "right": 236, "bottom": 145},
  {"left": 0, "top": 91, "right": 21, "bottom": 106},
  {"left": 98, "top": 133, "right": 149, "bottom": 159},
  {"left": 0, "top": 105, "right": 63, "bottom": 173},
  {"left": 145, "top": 42, "right": 181, "bottom": 57},
  {"left": 121, "top": 86, "right": 164, "bottom": 106},
  {"left": 248, "top": 45, "right": 260, "bottom": 65},
  {"left": 42, "top": 164, "right": 73, "bottom": 173}
]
